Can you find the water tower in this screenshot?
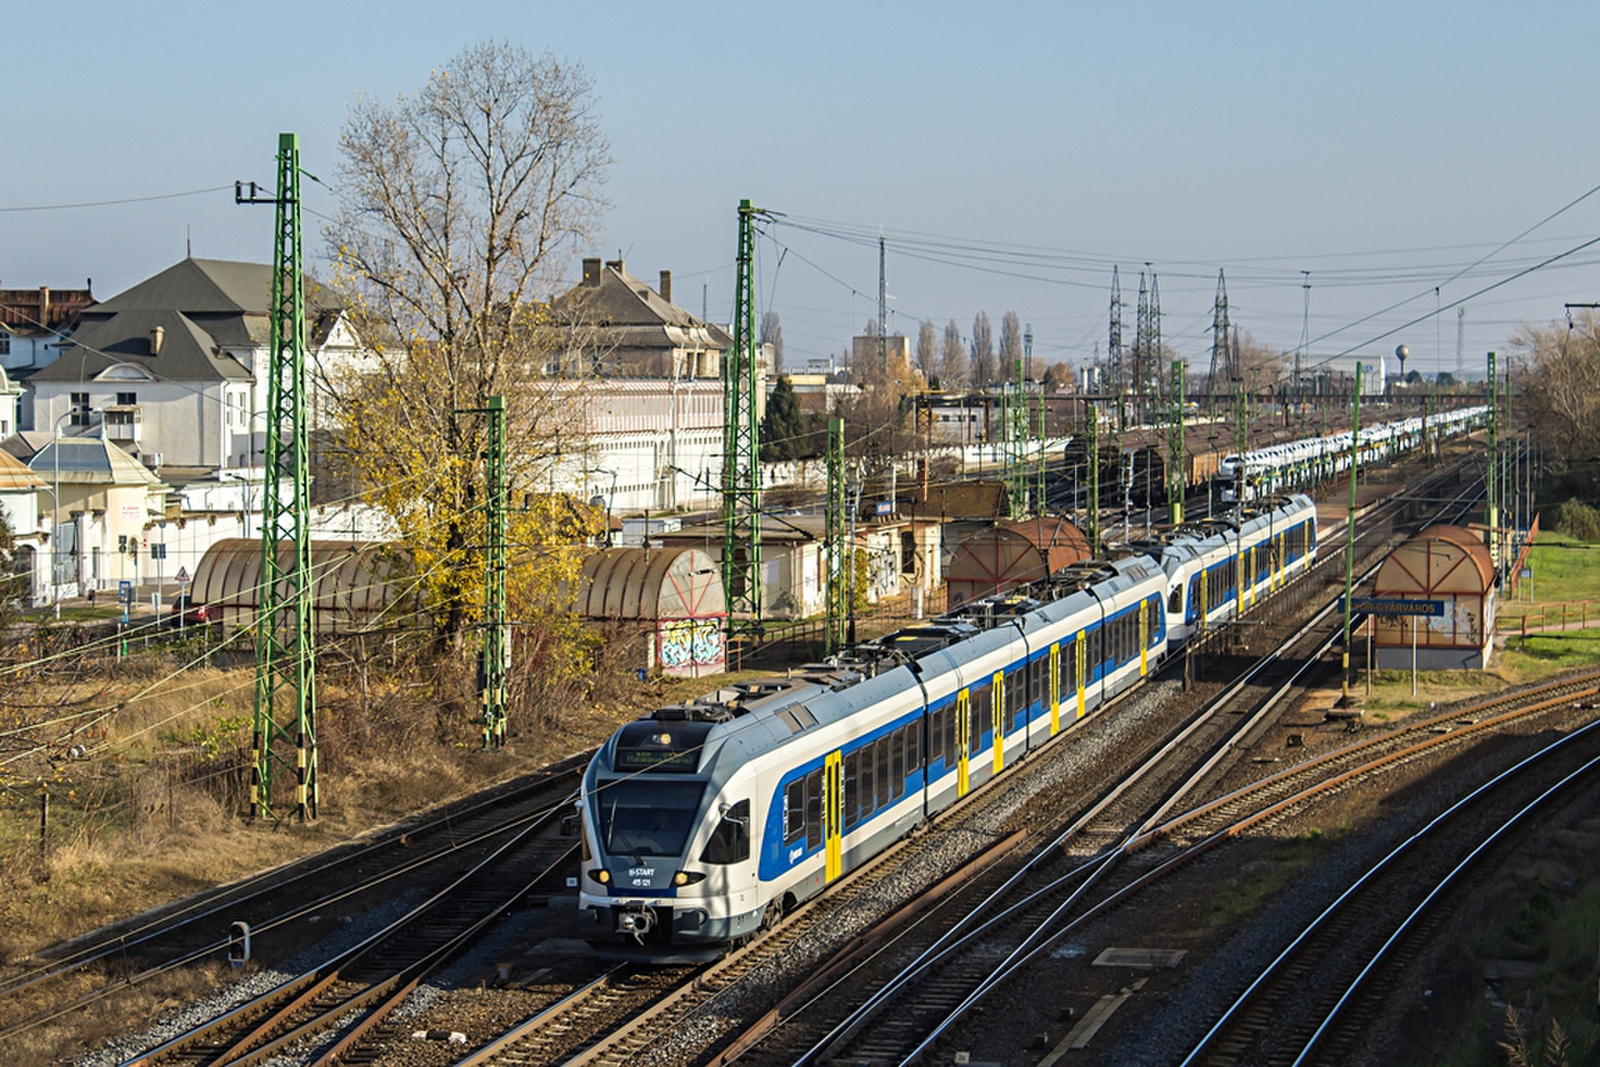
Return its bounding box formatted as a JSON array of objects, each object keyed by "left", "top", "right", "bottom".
[{"left": 1395, "top": 344, "right": 1409, "bottom": 389}]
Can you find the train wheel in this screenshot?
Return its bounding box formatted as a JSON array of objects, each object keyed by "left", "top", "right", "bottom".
[{"left": 760, "top": 899, "right": 784, "bottom": 932}]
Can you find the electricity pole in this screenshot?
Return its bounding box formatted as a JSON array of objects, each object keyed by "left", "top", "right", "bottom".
[
  {"left": 825, "top": 416, "right": 846, "bottom": 655},
  {"left": 238, "top": 134, "right": 317, "bottom": 821},
  {"left": 723, "top": 200, "right": 768, "bottom": 634}
]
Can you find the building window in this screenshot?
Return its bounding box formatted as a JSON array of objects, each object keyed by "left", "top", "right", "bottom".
[
  {"left": 117, "top": 392, "right": 136, "bottom": 406},
  {"left": 70, "top": 392, "right": 90, "bottom": 425},
  {"left": 0, "top": 335, "right": 10, "bottom": 355},
  {"left": 106, "top": 411, "right": 135, "bottom": 427}
]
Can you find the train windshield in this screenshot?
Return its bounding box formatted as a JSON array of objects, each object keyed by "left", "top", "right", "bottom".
[{"left": 594, "top": 779, "right": 706, "bottom": 858}]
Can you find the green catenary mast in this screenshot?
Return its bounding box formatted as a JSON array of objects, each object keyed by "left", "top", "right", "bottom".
[
  {"left": 723, "top": 201, "right": 766, "bottom": 632},
  {"left": 824, "top": 416, "right": 847, "bottom": 655},
  {"left": 241, "top": 133, "right": 318, "bottom": 821},
  {"left": 1169, "top": 359, "right": 1185, "bottom": 526},
  {"left": 479, "top": 396, "right": 508, "bottom": 747}
]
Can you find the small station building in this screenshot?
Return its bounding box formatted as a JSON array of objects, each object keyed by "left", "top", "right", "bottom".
[
  {"left": 574, "top": 546, "right": 726, "bottom": 678},
  {"left": 1371, "top": 524, "right": 1497, "bottom": 670},
  {"left": 946, "top": 516, "right": 1091, "bottom": 607}
]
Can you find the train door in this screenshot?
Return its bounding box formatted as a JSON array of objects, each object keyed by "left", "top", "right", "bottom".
[
  {"left": 1075, "top": 630, "right": 1087, "bottom": 719},
  {"left": 1049, "top": 643, "right": 1061, "bottom": 736},
  {"left": 1200, "top": 564, "right": 1209, "bottom": 633},
  {"left": 956, "top": 688, "right": 971, "bottom": 797},
  {"left": 1138, "top": 599, "right": 1149, "bottom": 676},
  {"left": 823, "top": 751, "right": 843, "bottom": 882},
  {"left": 991, "top": 671, "right": 1005, "bottom": 775}
]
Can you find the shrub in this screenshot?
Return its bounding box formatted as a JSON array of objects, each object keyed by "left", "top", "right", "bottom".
[{"left": 1553, "top": 498, "right": 1600, "bottom": 542}]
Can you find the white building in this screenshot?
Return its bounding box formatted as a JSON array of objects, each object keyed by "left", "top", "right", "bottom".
[{"left": 29, "top": 258, "right": 370, "bottom": 474}]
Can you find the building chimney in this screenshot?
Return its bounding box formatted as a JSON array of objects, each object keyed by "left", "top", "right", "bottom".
[
  {"left": 149, "top": 325, "right": 164, "bottom": 355},
  {"left": 39, "top": 286, "right": 50, "bottom": 325},
  {"left": 659, "top": 270, "right": 673, "bottom": 305},
  {"left": 582, "top": 257, "right": 602, "bottom": 286}
]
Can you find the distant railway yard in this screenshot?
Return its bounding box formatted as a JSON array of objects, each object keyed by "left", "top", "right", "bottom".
[{"left": 0, "top": 421, "right": 1594, "bottom": 1067}]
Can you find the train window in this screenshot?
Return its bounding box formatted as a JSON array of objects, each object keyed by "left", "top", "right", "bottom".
[
  {"left": 1007, "top": 667, "right": 1024, "bottom": 726},
  {"left": 1168, "top": 585, "right": 1182, "bottom": 614},
  {"left": 944, "top": 701, "right": 957, "bottom": 763},
  {"left": 844, "top": 752, "right": 860, "bottom": 831},
  {"left": 931, "top": 705, "right": 947, "bottom": 766},
  {"left": 907, "top": 721, "right": 921, "bottom": 777},
  {"left": 804, "top": 769, "right": 823, "bottom": 850},
  {"left": 784, "top": 779, "right": 805, "bottom": 846},
  {"left": 1063, "top": 639, "right": 1076, "bottom": 694},
  {"left": 859, "top": 745, "right": 876, "bottom": 819},
  {"left": 876, "top": 738, "right": 891, "bottom": 808},
  {"left": 890, "top": 727, "right": 905, "bottom": 800},
  {"left": 700, "top": 799, "right": 751, "bottom": 864},
  {"left": 969, "top": 687, "right": 986, "bottom": 754}
]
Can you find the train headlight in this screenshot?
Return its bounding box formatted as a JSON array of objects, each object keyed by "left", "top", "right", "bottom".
[
  {"left": 587, "top": 868, "right": 611, "bottom": 885},
  {"left": 672, "top": 870, "right": 706, "bottom": 887}
]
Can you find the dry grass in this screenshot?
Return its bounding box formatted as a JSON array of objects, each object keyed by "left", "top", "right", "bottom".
[{"left": 0, "top": 644, "right": 744, "bottom": 963}]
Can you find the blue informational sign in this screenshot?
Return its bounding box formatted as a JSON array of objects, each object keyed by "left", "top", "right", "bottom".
[
  {"left": 1345, "top": 596, "right": 1445, "bottom": 617},
  {"left": 118, "top": 580, "right": 133, "bottom": 603},
  {"left": 876, "top": 500, "right": 893, "bottom": 516}
]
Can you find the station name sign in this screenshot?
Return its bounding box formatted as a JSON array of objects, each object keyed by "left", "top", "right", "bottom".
[{"left": 1345, "top": 596, "right": 1445, "bottom": 617}]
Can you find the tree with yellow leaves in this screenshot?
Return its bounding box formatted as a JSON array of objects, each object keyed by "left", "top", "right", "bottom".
[{"left": 323, "top": 40, "right": 612, "bottom": 654}]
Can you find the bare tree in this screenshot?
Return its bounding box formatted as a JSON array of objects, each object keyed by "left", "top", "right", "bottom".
[
  {"left": 1235, "top": 333, "right": 1285, "bottom": 393},
  {"left": 916, "top": 320, "right": 938, "bottom": 383},
  {"left": 326, "top": 40, "right": 611, "bottom": 645},
  {"left": 999, "top": 311, "right": 1023, "bottom": 379},
  {"left": 1511, "top": 312, "right": 1600, "bottom": 472},
  {"left": 760, "top": 310, "right": 784, "bottom": 375},
  {"left": 939, "top": 319, "right": 967, "bottom": 387},
  {"left": 970, "top": 311, "right": 995, "bottom": 387}
]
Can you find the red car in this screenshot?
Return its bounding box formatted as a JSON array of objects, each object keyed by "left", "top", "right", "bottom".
[{"left": 168, "top": 593, "right": 211, "bottom": 627}]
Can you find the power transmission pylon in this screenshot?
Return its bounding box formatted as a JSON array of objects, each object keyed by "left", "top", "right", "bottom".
[
  {"left": 724, "top": 200, "right": 769, "bottom": 634},
  {"left": 1150, "top": 272, "right": 1163, "bottom": 406},
  {"left": 1209, "top": 269, "right": 1231, "bottom": 421},
  {"left": 1108, "top": 267, "right": 1124, "bottom": 398},
  {"left": 238, "top": 133, "right": 317, "bottom": 821},
  {"left": 1169, "top": 360, "right": 1185, "bottom": 526},
  {"left": 1134, "top": 270, "right": 1151, "bottom": 407},
  {"left": 825, "top": 417, "right": 846, "bottom": 655}
]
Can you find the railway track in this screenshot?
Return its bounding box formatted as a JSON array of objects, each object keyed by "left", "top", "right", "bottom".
[
  {"left": 109, "top": 800, "right": 576, "bottom": 1066},
  {"left": 1, "top": 751, "right": 587, "bottom": 1046},
  {"left": 1182, "top": 713, "right": 1600, "bottom": 1067},
  {"left": 422, "top": 455, "right": 1489, "bottom": 1066}
]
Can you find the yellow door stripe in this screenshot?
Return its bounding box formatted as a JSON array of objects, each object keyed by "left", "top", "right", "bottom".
[
  {"left": 824, "top": 751, "right": 842, "bottom": 882},
  {"left": 956, "top": 688, "right": 971, "bottom": 797}
]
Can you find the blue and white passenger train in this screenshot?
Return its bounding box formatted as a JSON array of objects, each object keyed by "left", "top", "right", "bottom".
[{"left": 577, "top": 494, "right": 1319, "bottom": 961}]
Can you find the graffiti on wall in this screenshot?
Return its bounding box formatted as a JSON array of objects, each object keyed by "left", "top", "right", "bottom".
[{"left": 658, "top": 616, "right": 726, "bottom": 677}]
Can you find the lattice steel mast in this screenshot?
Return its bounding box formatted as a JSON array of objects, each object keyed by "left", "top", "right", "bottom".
[
  {"left": 478, "top": 396, "right": 508, "bottom": 747},
  {"left": 238, "top": 133, "right": 317, "bottom": 821},
  {"left": 1209, "top": 269, "right": 1232, "bottom": 420},
  {"left": 825, "top": 416, "right": 846, "bottom": 655},
  {"left": 1169, "top": 360, "right": 1185, "bottom": 526},
  {"left": 723, "top": 200, "right": 768, "bottom": 632}
]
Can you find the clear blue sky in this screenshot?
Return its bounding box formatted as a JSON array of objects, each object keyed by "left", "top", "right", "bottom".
[{"left": 5, "top": 1, "right": 1598, "bottom": 378}]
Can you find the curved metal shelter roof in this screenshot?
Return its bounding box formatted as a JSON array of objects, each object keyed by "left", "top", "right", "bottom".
[
  {"left": 191, "top": 538, "right": 415, "bottom": 634},
  {"left": 576, "top": 546, "right": 724, "bottom": 620},
  {"left": 1375, "top": 523, "right": 1496, "bottom": 596},
  {"left": 946, "top": 516, "right": 1091, "bottom": 606}
]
